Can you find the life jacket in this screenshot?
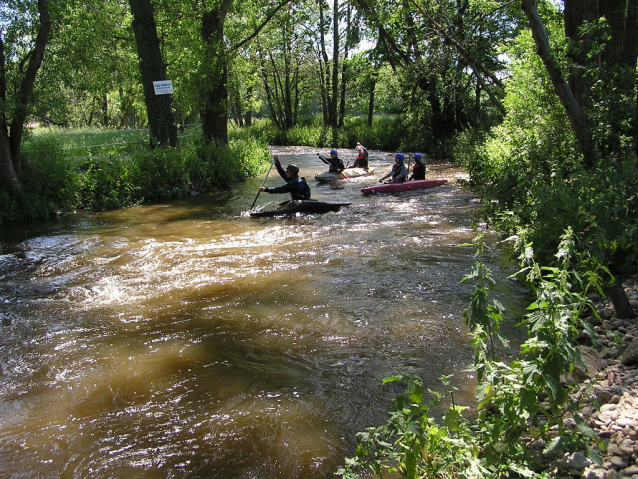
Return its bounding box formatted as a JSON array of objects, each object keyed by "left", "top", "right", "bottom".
[
  {"left": 391, "top": 163, "right": 406, "bottom": 182},
  {"left": 411, "top": 161, "right": 425, "bottom": 180},
  {"left": 328, "top": 158, "right": 344, "bottom": 172},
  {"left": 290, "top": 177, "right": 311, "bottom": 200},
  {"left": 355, "top": 149, "right": 369, "bottom": 168}
]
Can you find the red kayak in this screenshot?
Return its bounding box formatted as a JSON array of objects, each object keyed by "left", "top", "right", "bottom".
[{"left": 361, "top": 179, "right": 448, "bottom": 195}]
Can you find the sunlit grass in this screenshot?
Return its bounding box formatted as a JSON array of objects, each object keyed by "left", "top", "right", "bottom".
[{"left": 25, "top": 125, "right": 203, "bottom": 160}]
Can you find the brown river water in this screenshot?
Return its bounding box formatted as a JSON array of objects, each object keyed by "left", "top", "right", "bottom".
[{"left": 0, "top": 146, "right": 527, "bottom": 478}]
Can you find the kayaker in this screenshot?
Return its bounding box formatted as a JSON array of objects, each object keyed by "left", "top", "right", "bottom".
[
  {"left": 379, "top": 153, "right": 408, "bottom": 183},
  {"left": 409, "top": 153, "right": 426, "bottom": 180},
  {"left": 350, "top": 142, "right": 369, "bottom": 169},
  {"left": 259, "top": 156, "right": 311, "bottom": 200},
  {"left": 317, "top": 149, "right": 345, "bottom": 173}
]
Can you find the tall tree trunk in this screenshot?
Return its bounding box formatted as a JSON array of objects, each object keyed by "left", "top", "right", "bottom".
[
  {"left": 102, "top": 93, "right": 109, "bottom": 127},
  {"left": 367, "top": 78, "right": 376, "bottom": 128},
  {"left": 520, "top": 0, "right": 597, "bottom": 169},
  {"left": 283, "top": 40, "right": 294, "bottom": 129},
  {"left": 0, "top": 0, "right": 50, "bottom": 191},
  {"left": 202, "top": 6, "right": 232, "bottom": 144},
  {"left": 564, "top": 0, "right": 594, "bottom": 108},
  {"left": 338, "top": 3, "right": 353, "bottom": 128},
  {"left": 129, "top": 0, "right": 178, "bottom": 148},
  {"left": 330, "top": 0, "right": 340, "bottom": 128},
  {"left": 245, "top": 86, "right": 253, "bottom": 127},
  {"left": 565, "top": 0, "right": 638, "bottom": 152},
  {"left": 318, "top": 1, "right": 332, "bottom": 127}
]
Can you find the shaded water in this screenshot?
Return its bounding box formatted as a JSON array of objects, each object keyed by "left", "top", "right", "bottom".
[{"left": 0, "top": 147, "right": 526, "bottom": 478}]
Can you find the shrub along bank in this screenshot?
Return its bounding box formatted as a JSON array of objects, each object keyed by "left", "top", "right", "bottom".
[
  {"left": 0, "top": 135, "right": 271, "bottom": 225},
  {"left": 337, "top": 15, "right": 638, "bottom": 479}
]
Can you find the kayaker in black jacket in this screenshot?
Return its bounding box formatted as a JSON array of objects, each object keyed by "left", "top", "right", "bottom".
[
  {"left": 317, "top": 149, "right": 345, "bottom": 173},
  {"left": 409, "top": 153, "right": 426, "bottom": 180},
  {"left": 259, "top": 156, "right": 311, "bottom": 200}
]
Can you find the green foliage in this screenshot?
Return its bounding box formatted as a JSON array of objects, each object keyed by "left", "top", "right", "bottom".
[
  {"left": 233, "top": 116, "right": 411, "bottom": 151},
  {"left": 454, "top": 19, "right": 638, "bottom": 274},
  {"left": 337, "top": 374, "right": 486, "bottom": 479},
  {"left": 184, "top": 137, "right": 270, "bottom": 192},
  {"left": 77, "top": 156, "right": 141, "bottom": 210},
  {"left": 0, "top": 131, "right": 271, "bottom": 223},
  {"left": 0, "top": 137, "right": 81, "bottom": 223},
  {"left": 343, "top": 233, "right": 603, "bottom": 477}
]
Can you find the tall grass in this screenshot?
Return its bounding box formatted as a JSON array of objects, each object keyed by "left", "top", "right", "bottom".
[{"left": 0, "top": 130, "right": 270, "bottom": 224}]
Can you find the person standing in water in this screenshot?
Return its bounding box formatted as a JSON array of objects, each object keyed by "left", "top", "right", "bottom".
[{"left": 259, "top": 155, "right": 311, "bottom": 200}]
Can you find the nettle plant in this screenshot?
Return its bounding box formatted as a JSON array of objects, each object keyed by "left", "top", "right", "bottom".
[{"left": 339, "top": 230, "right": 604, "bottom": 478}]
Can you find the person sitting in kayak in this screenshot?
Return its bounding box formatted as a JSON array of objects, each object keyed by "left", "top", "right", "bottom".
[
  {"left": 259, "top": 156, "right": 311, "bottom": 200},
  {"left": 409, "top": 152, "right": 426, "bottom": 181},
  {"left": 350, "top": 142, "right": 369, "bottom": 169},
  {"left": 317, "top": 149, "right": 344, "bottom": 173},
  {"left": 379, "top": 153, "right": 407, "bottom": 183}
]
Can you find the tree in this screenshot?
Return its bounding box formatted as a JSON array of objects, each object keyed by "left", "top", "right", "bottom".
[
  {"left": 522, "top": 0, "right": 638, "bottom": 168},
  {"left": 256, "top": 3, "right": 316, "bottom": 129},
  {"left": 199, "top": 0, "right": 292, "bottom": 144},
  {"left": 520, "top": 0, "right": 595, "bottom": 168},
  {"left": 129, "top": 0, "right": 179, "bottom": 148},
  {"left": 0, "top": 0, "right": 51, "bottom": 190},
  {"left": 352, "top": 0, "right": 516, "bottom": 142}
]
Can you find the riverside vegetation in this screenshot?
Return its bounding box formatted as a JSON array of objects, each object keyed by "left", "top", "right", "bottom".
[
  {"left": 3, "top": 113, "right": 638, "bottom": 478},
  {"left": 0, "top": 116, "right": 415, "bottom": 225},
  {"left": 2, "top": 0, "right": 637, "bottom": 477}
]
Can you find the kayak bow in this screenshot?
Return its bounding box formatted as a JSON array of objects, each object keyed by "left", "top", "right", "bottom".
[{"left": 250, "top": 200, "right": 351, "bottom": 217}]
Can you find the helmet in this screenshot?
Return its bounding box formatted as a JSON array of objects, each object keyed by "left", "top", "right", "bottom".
[
  {"left": 286, "top": 164, "right": 299, "bottom": 175},
  {"left": 330, "top": 149, "right": 338, "bottom": 156},
  {"left": 395, "top": 153, "right": 404, "bottom": 161},
  {"left": 414, "top": 153, "right": 422, "bottom": 160}
]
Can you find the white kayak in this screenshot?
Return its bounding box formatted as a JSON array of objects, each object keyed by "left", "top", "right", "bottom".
[{"left": 314, "top": 167, "right": 376, "bottom": 183}]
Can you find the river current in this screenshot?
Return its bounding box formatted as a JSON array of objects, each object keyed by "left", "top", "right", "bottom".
[{"left": 0, "top": 146, "right": 526, "bottom": 478}]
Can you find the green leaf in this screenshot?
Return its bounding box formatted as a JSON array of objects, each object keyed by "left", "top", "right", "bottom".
[{"left": 444, "top": 407, "right": 462, "bottom": 431}]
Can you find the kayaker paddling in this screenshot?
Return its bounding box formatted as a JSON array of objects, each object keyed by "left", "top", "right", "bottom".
[
  {"left": 317, "top": 149, "right": 345, "bottom": 173},
  {"left": 379, "top": 153, "right": 408, "bottom": 183},
  {"left": 259, "top": 156, "right": 311, "bottom": 200},
  {"left": 349, "top": 142, "right": 369, "bottom": 169},
  {"left": 409, "top": 153, "right": 426, "bottom": 181}
]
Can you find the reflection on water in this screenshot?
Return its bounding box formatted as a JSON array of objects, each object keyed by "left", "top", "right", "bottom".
[{"left": 0, "top": 147, "right": 526, "bottom": 478}]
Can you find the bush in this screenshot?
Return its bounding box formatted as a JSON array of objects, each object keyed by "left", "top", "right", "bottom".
[
  {"left": 0, "top": 133, "right": 272, "bottom": 223},
  {"left": 234, "top": 116, "right": 414, "bottom": 152},
  {"left": 0, "top": 137, "right": 81, "bottom": 224},
  {"left": 77, "top": 157, "right": 141, "bottom": 210}
]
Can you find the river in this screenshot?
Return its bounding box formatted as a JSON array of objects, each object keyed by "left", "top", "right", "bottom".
[{"left": 0, "top": 146, "right": 526, "bottom": 478}]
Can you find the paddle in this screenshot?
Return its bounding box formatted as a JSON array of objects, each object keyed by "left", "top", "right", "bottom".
[
  {"left": 250, "top": 155, "right": 276, "bottom": 211},
  {"left": 406, "top": 154, "right": 412, "bottom": 181}
]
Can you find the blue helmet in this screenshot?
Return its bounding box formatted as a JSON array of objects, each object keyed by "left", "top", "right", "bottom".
[
  {"left": 395, "top": 153, "right": 404, "bottom": 161},
  {"left": 330, "top": 149, "right": 338, "bottom": 156},
  {"left": 414, "top": 153, "right": 422, "bottom": 160}
]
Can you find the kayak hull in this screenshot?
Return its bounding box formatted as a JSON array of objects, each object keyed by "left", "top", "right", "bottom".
[
  {"left": 361, "top": 179, "right": 448, "bottom": 195},
  {"left": 250, "top": 200, "right": 351, "bottom": 217},
  {"left": 315, "top": 167, "right": 376, "bottom": 183}
]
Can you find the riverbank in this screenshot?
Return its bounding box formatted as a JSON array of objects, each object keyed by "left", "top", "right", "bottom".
[{"left": 538, "top": 276, "right": 638, "bottom": 478}]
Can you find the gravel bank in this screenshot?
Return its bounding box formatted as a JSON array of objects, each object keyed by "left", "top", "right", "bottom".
[{"left": 543, "top": 278, "right": 638, "bottom": 478}]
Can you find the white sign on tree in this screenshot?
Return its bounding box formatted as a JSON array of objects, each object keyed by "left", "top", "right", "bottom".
[{"left": 153, "top": 80, "right": 174, "bottom": 95}]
